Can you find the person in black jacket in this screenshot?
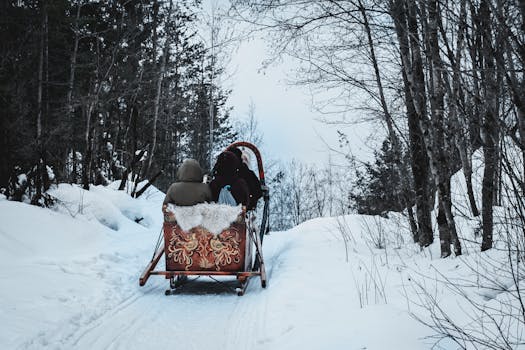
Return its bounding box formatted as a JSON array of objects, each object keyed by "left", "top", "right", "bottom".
[
  {"left": 210, "top": 151, "right": 250, "bottom": 207},
  {"left": 230, "top": 147, "right": 262, "bottom": 210}
]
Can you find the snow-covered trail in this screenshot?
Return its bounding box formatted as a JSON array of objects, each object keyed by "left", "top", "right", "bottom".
[
  {"left": 39, "top": 231, "right": 284, "bottom": 350},
  {"left": 21, "top": 222, "right": 428, "bottom": 349},
  {"left": 17, "top": 221, "right": 293, "bottom": 350},
  {"left": 1, "top": 185, "right": 432, "bottom": 349}
]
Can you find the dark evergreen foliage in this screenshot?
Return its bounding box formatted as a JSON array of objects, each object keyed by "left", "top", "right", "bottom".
[
  {"left": 351, "top": 139, "right": 409, "bottom": 216},
  {"left": 0, "top": 0, "right": 235, "bottom": 202}
]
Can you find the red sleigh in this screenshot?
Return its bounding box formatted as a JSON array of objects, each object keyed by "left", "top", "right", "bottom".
[{"left": 139, "top": 142, "right": 269, "bottom": 295}]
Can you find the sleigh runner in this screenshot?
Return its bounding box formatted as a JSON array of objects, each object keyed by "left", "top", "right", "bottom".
[{"left": 139, "top": 142, "right": 269, "bottom": 295}]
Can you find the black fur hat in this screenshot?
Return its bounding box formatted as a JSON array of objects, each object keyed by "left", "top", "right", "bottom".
[
  {"left": 230, "top": 147, "right": 242, "bottom": 161},
  {"left": 214, "top": 151, "right": 240, "bottom": 176}
]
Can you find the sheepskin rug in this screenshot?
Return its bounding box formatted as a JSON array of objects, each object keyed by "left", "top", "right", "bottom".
[{"left": 166, "top": 203, "right": 243, "bottom": 235}]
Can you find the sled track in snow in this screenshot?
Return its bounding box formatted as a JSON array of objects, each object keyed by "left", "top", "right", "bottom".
[
  {"left": 21, "top": 231, "right": 291, "bottom": 350},
  {"left": 222, "top": 283, "right": 269, "bottom": 349},
  {"left": 220, "top": 232, "right": 293, "bottom": 349},
  {"left": 22, "top": 281, "right": 161, "bottom": 350},
  {"left": 66, "top": 286, "right": 162, "bottom": 349},
  {"left": 220, "top": 233, "right": 290, "bottom": 349}
]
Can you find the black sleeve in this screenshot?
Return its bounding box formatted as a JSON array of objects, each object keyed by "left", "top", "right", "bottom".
[
  {"left": 247, "top": 170, "right": 263, "bottom": 200},
  {"left": 209, "top": 178, "right": 221, "bottom": 202},
  {"left": 232, "top": 178, "right": 250, "bottom": 206}
]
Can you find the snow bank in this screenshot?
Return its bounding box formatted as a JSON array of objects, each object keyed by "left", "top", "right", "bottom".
[
  {"left": 0, "top": 200, "right": 112, "bottom": 349},
  {"left": 0, "top": 200, "right": 110, "bottom": 260},
  {"left": 48, "top": 183, "right": 163, "bottom": 231},
  {"left": 166, "top": 203, "right": 243, "bottom": 234},
  {"left": 0, "top": 182, "right": 165, "bottom": 349}
]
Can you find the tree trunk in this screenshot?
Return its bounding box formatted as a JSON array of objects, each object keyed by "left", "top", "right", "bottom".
[
  {"left": 145, "top": 0, "right": 172, "bottom": 178},
  {"left": 81, "top": 30, "right": 117, "bottom": 191},
  {"left": 519, "top": 107, "right": 525, "bottom": 188},
  {"left": 437, "top": 0, "right": 480, "bottom": 218},
  {"left": 406, "top": 202, "right": 419, "bottom": 243},
  {"left": 467, "top": 1, "right": 484, "bottom": 152},
  {"left": 35, "top": 0, "right": 45, "bottom": 201},
  {"left": 118, "top": 147, "right": 147, "bottom": 192},
  {"left": 479, "top": 0, "right": 499, "bottom": 251},
  {"left": 437, "top": 200, "right": 451, "bottom": 257},
  {"left": 82, "top": 102, "right": 93, "bottom": 190},
  {"left": 134, "top": 170, "right": 162, "bottom": 198},
  {"left": 482, "top": 144, "right": 497, "bottom": 251},
  {"left": 32, "top": 0, "right": 50, "bottom": 205},
  {"left": 461, "top": 147, "right": 480, "bottom": 216},
  {"left": 425, "top": 0, "right": 461, "bottom": 256},
  {"left": 390, "top": 0, "right": 433, "bottom": 247},
  {"left": 360, "top": 0, "right": 418, "bottom": 241},
  {"left": 65, "top": 2, "right": 82, "bottom": 183},
  {"left": 502, "top": 25, "right": 525, "bottom": 191}
]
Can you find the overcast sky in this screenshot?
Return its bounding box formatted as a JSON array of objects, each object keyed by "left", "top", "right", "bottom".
[
  {"left": 226, "top": 37, "right": 379, "bottom": 167},
  {"left": 200, "top": 2, "right": 377, "bottom": 168}
]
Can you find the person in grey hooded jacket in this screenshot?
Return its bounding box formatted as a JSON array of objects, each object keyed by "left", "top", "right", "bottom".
[{"left": 163, "top": 159, "right": 212, "bottom": 206}]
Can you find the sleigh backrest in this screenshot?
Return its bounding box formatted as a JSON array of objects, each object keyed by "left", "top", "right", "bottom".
[{"left": 163, "top": 203, "right": 251, "bottom": 272}]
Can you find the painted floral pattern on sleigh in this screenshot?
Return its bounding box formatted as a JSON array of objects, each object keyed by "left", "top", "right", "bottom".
[{"left": 162, "top": 203, "right": 249, "bottom": 272}]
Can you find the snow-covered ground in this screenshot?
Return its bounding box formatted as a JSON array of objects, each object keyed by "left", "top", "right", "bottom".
[{"left": 0, "top": 165, "right": 522, "bottom": 349}]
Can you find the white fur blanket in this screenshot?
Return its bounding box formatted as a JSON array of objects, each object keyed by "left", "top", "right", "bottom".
[{"left": 166, "top": 203, "right": 243, "bottom": 235}]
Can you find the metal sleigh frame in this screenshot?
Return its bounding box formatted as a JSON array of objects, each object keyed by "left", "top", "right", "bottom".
[{"left": 139, "top": 142, "right": 269, "bottom": 296}]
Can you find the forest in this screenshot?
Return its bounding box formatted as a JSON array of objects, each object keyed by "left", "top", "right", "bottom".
[
  {"left": 231, "top": 0, "right": 525, "bottom": 258},
  {"left": 1, "top": 0, "right": 524, "bottom": 257},
  {"left": 1, "top": 0, "right": 235, "bottom": 201}
]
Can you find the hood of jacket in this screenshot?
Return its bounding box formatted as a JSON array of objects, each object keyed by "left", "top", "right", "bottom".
[{"left": 177, "top": 159, "right": 203, "bottom": 182}]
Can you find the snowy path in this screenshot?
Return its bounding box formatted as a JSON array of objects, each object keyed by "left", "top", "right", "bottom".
[
  {"left": 1, "top": 189, "right": 432, "bottom": 350},
  {"left": 22, "top": 225, "right": 289, "bottom": 350}
]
